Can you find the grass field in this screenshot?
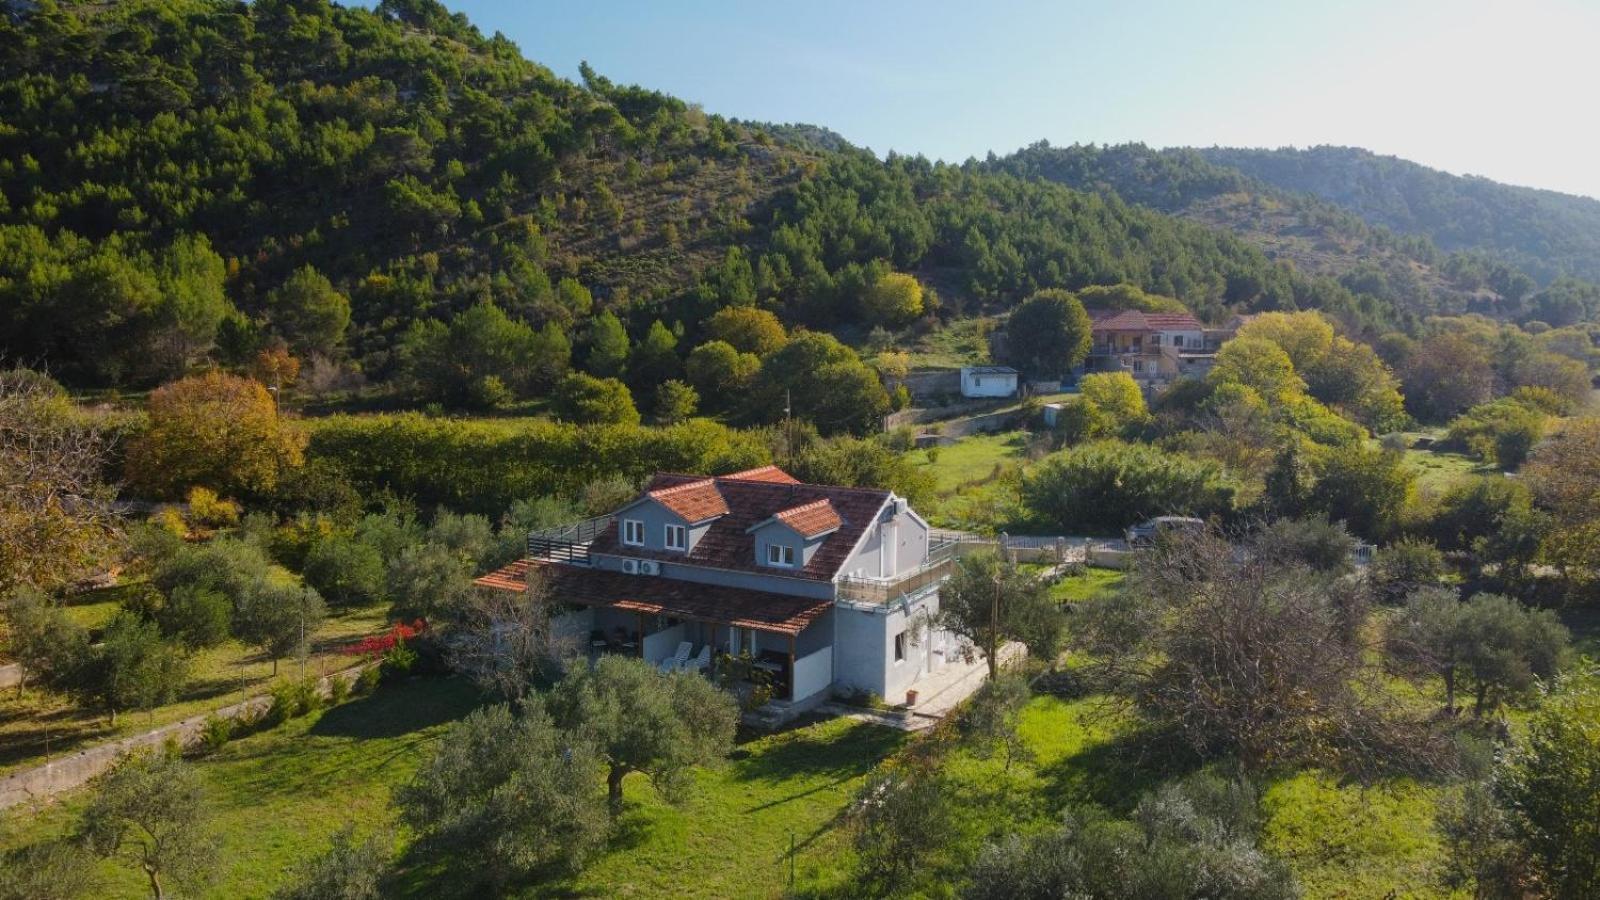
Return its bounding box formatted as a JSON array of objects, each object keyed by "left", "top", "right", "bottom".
[
  {"left": 906, "top": 430, "right": 1031, "bottom": 530},
  {"left": 1048, "top": 567, "right": 1125, "bottom": 604},
  {"left": 1404, "top": 445, "right": 1489, "bottom": 496},
  {"left": 0, "top": 587, "right": 392, "bottom": 776},
  {"left": 0, "top": 678, "right": 909, "bottom": 900}
]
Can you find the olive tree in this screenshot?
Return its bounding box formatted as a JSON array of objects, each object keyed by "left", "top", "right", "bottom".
[
  {"left": 964, "top": 773, "right": 1295, "bottom": 900},
  {"left": 547, "top": 654, "right": 738, "bottom": 814},
  {"left": 936, "top": 552, "right": 1062, "bottom": 680},
  {"left": 1388, "top": 588, "right": 1568, "bottom": 716},
  {"left": 394, "top": 702, "right": 608, "bottom": 891},
  {"left": 1075, "top": 526, "right": 1421, "bottom": 771},
  {"left": 79, "top": 751, "right": 218, "bottom": 900},
  {"left": 271, "top": 826, "right": 391, "bottom": 900}
]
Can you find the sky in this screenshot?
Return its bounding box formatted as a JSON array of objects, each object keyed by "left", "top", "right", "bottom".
[{"left": 439, "top": 0, "right": 1600, "bottom": 200}]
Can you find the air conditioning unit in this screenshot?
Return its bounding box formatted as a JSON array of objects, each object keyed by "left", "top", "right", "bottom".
[
  {"left": 621, "top": 559, "right": 640, "bottom": 575},
  {"left": 638, "top": 560, "right": 660, "bottom": 576}
]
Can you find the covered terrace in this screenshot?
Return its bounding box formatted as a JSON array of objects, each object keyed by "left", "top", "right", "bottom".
[{"left": 474, "top": 559, "right": 835, "bottom": 702}]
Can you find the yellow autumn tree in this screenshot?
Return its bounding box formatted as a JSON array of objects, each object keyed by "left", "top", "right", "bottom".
[
  {"left": 127, "top": 372, "right": 305, "bottom": 499},
  {"left": 862, "top": 271, "right": 924, "bottom": 327}
]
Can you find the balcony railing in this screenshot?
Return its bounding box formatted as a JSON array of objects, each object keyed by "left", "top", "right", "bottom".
[
  {"left": 836, "top": 536, "right": 962, "bottom": 605},
  {"left": 526, "top": 514, "right": 614, "bottom": 567}
]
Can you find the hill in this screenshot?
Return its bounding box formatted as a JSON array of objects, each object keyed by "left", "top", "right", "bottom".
[
  {"left": 1199, "top": 145, "right": 1600, "bottom": 288},
  {"left": 986, "top": 142, "right": 1600, "bottom": 324},
  {"left": 1, "top": 0, "right": 1584, "bottom": 413},
  {"left": 0, "top": 0, "right": 1439, "bottom": 394}
]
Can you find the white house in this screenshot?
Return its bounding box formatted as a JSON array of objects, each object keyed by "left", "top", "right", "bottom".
[
  {"left": 475, "top": 466, "right": 965, "bottom": 713},
  {"left": 959, "top": 365, "right": 1019, "bottom": 399}
]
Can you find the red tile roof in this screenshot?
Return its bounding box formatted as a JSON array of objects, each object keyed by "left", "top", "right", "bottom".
[
  {"left": 1088, "top": 309, "right": 1151, "bottom": 331},
  {"left": 722, "top": 465, "right": 801, "bottom": 484},
  {"left": 1143, "top": 312, "right": 1204, "bottom": 330},
  {"left": 474, "top": 559, "right": 831, "bottom": 636},
  {"left": 1088, "top": 308, "right": 1203, "bottom": 333},
  {"left": 645, "top": 478, "right": 729, "bottom": 523},
  {"left": 772, "top": 499, "right": 842, "bottom": 538},
  {"left": 597, "top": 473, "right": 891, "bottom": 582}
]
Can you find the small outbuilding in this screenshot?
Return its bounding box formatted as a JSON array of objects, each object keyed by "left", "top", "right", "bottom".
[{"left": 959, "top": 365, "right": 1019, "bottom": 399}]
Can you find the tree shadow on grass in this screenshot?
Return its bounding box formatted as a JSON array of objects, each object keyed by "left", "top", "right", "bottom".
[
  {"left": 1033, "top": 724, "right": 1205, "bottom": 816},
  {"left": 309, "top": 677, "right": 484, "bottom": 741},
  {"left": 731, "top": 718, "right": 906, "bottom": 786}
]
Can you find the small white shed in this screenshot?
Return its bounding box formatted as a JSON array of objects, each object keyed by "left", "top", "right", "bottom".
[{"left": 960, "top": 366, "right": 1019, "bottom": 399}]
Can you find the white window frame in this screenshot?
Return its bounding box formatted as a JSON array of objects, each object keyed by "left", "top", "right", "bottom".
[
  {"left": 894, "top": 631, "right": 907, "bottom": 664},
  {"left": 622, "top": 518, "right": 645, "bottom": 546},
  {"left": 664, "top": 523, "right": 687, "bottom": 551},
  {"left": 766, "top": 543, "right": 795, "bottom": 567}
]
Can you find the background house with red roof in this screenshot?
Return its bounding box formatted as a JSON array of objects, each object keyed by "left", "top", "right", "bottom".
[
  {"left": 1081, "top": 308, "right": 1222, "bottom": 385},
  {"left": 475, "top": 465, "right": 963, "bottom": 714}
]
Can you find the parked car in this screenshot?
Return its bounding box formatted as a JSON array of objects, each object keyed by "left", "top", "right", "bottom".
[{"left": 1124, "top": 516, "right": 1205, "bottom": 546}]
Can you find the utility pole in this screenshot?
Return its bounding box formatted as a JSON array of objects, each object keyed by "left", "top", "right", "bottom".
[{"left": 784, "top": 389, "right": 794, "bottom": 467}]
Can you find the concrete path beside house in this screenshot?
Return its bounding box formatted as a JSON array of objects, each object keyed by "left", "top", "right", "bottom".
[{"left": 821, "top": 641, "right": 1027, "bottom": 732}]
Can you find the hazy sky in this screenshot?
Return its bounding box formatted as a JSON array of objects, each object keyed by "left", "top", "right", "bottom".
[{"left": 440, "top": 0, "right": 1600, "bottom": 199}]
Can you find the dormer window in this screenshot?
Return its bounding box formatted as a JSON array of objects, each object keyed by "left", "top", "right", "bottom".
[
  {"left": 766, "top": 543, "right": 796, "bottom": 567},
  {"left": 664, "top": 524, "right": 687, "bottom": 552},
  {"left": 622, "top": 519, "right": 645, "bottom": 546}
]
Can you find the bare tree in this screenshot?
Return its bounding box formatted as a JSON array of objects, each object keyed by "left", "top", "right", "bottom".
[
  {"left": 447, "top": 573, "right": 578, "bottom": 704},
  {"left": 0, "top": 367, "right": 118, "bottom": 594},
  {"left": 1076, "top": 525, "right": 1443, "bottom": 775}
]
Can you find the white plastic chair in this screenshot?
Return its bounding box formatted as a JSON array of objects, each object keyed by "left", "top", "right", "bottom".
[
  {"left": 683, "top": 645, "right": 711, "bottom": 674},
  {"left": 658, "top": 641, "right": 692, "bottom": 673}
]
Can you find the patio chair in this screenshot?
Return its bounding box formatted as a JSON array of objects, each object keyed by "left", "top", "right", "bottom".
[
  {"left": 657, "top": 641, "right": 693, "bottom": 673},
  {"left": 683, "top": 644, "right": 711, "bottom": 674}
]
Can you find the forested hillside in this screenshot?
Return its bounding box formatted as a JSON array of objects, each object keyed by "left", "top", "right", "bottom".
[
  {"left": 989, "top": 142, "right": 1600, "bottom": 326},
  {"left": 1, "top": 0, "right": 1456, "bottom": 409},
  {"left": 1200, "top": 145, "right": 1600, "bottom": 288}
]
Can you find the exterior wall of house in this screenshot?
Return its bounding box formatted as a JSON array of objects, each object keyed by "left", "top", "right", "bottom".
[
  {"left": 613, "top": 497, "right": 713, "bottom": 554},
  {"left": 839, "top": 500, "right": 929, "bottom": 580},
  {"left": 830, "top": 591, "right": 942, "bottom": 701},
  {"left": 960, "top": 369, "right": 1018, "bottom": 398},
  {"left": 588, "top": 552, "right": 836, "bottom": 600},
  {"left": 1152, "top": 328, "right": 1204, "bottom": 350},
  {"left": 831, "top": 603, "right": 889, "bottom": 696},
  {"left": 748, "top": 520, "right": 830, "bottom": 569}
]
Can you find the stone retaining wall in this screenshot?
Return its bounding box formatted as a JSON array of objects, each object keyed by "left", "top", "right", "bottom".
[{"left": 0, "top": 663, "right": 371, "bottom": 811}]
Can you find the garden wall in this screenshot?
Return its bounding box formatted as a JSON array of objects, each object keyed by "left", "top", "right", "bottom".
[{"left": 0, "top": 664, "right": 371, "bottom": 811}]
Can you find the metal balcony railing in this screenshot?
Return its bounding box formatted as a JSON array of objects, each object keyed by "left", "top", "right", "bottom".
[
  {"left": 526, "top": 514, "right": 614, "bottom": 567},
  {"left": 836, "top": 537, "right": 961, "bottom": 605}
]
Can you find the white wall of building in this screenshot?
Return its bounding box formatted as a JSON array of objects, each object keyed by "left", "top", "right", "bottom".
[{"left": 960, "top": 368, "right": 1018, "bottom": 398}]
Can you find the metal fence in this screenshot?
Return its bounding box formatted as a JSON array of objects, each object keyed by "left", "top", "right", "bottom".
[{"left": 526, "top": 514, "right": 615, "bottom": 567}]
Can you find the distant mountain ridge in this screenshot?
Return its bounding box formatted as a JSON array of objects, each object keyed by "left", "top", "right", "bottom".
[
  {"left": 1195, "top": 145, "right": 1600, "bottom": 285},
  {"left": 988, "top": 142, "right": 1600, "bottom": 325}
]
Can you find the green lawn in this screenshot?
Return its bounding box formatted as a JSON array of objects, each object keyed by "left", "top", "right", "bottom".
[
  {"left": 1048, "top": 567, "right": 1125, "bottom": 604},
  {"left": 909, "top": 430, "right": 1029, "bottom": 494},
  {"left": 1404, "top": 445, "right": 1488, "bottom": 496},
  {"left": 905, "top": 693, "right": 1467, "bottom": 899},
  {"left": 906, "top": 431, "right": 1031, "bottom": 530},
  {"left": 0, "top": 678, "right": 909, "bottom": 900},
  {"left": 0, "top": 591, "right": 393, "bottom": 776}
]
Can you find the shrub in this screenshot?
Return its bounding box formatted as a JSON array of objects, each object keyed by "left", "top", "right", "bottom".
[
  {"left": 301, "top": 533, "right": 386, "bottom": 608},
  {"left": 266, "top": 677, "right": 321, "bottom": 725},
  {"left": 1021, "top": 440, "right": 1234, "bottom": 534},
  {"left": 185, "top": 486, "right": 240, "bottom": 529},
  {"left": 195, "top": 715, "right": 232, "bottom": 756},
  {"left": 327, "top": 671, "right": 351, "bottom": 705},
  {"left": 1445, "top": 398, "right": 1548, "bottom": 469},
  {"left": 355, "top": 664, "right": 382, "bottom": 696},
  {"left": 1370, "top": 537, "right": 1446, "bottom": 604}
]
